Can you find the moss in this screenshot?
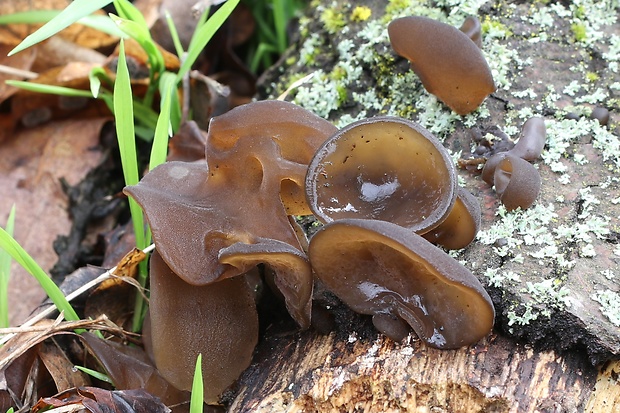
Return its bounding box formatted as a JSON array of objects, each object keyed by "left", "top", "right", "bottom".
[
  {"left": 571, "top": 22, "right": 587, "bottom": 42},
  {"left": 481, "top": 17, "right": 513, "bottom": 38},
  {"left": 350, "top": 6, "right": 372, "bottom": 22},
  {"left": 320, "top": 7, "right": 347, "bottom": 34},
  {"left": 335, "top": 83, "right": 348, "bottom": 106}
]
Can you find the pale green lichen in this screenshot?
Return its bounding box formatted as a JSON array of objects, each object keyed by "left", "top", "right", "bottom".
[
  {"left": 507, "top": 279, "right": 571, "bottom": 330},
  {"left": 592, "top": 290, "right": 620, "bottom": 327}
]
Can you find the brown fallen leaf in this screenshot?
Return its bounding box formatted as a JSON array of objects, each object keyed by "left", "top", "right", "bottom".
[
  {"left": 32, "top": 386, "right": 170, "bottom": 413},
  {"left": 0, "top": 118, "right": 108, "bottom": 325},
  {"left": 0, "top": 0, "right": 118, "bottom": 50},
  {"left": 38, "top": 340, "right": 90, "bottom": 391}
]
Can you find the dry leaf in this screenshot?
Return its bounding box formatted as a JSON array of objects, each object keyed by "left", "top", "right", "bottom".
[
  {"left": 32, "top": 386, "right": 171, "bottom": 413},
  {"left": 0, "top": 118, "right": 107, "bottom": 325},
  {"left": 38, "top": 341, "right": 90, "bottom": 391}
]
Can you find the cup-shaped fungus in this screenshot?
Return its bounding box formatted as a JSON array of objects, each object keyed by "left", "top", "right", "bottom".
[
  {"left": 306, "top": 116, "right": 457, "bottom": 235},
  {"left": 147, "top": 250, "right": 259, "bottom": 404},
  {"left": 493, "top": 154, "right": 541, "bottom": 211},
  {"left": 422, "top": 187, "right": 481, "bottom": 250},
  {"left": 308, "top": 218, "right": 495, "bottom": 349},
  {"left": 388, "top": 16, "right": 495, "bottom": 115}
]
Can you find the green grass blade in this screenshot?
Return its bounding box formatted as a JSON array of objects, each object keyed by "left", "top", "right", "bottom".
[
  {"left": 273, "top": 0, "right": 287, "bottom": 52},
  {"left": 0, "top": 11, "right": 126, "bottom": 38},
  {"left": 4, "top": 80, "right": 94, "bottom": 98},
  {"left": 74, "top": 365, "right": 113, "bottom": 384},
  {"left": 109, "top": 14, "right": 165, "bottom": 75},
  {"left": 113, "top": 0, "right": 148, "bottom": 29},
  {"left": 0, "top": 227, "right": 79, "bottom": 322},
  {"left": 177, "top": 0, "right": 240, "bottom": 82},
  {"left": 0, "top": 205, "right": 16, "bottom": 328},
  {"left": 190, "top": 354, "right": 204, "bottom": 413},
  {"left": 9, "top": 0, "right": 113, "bottom": 56},
  {"left": 150, "top": 72, "right": 175, "bottom": 171},
  {"left": 113, "top": 40, "right": 146, "bottom": 251},
  {"left": 165, "top": 10, "right": 185, "bottom": 57}
]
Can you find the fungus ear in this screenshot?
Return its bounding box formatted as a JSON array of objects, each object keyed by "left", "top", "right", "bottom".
[
  {"left": 207, "top": 100, "right": 338, "bottom": 215},
  {"left": 148, "top": 250, "right": 258, "bottom": 403},
  {"left": 459, "top": 16, "right": 482, "bottom": 48},
  {"left": 494, "top": 154, "right": 541, "bottom": 211},
  {"left": 306, "top": 116, "right": 457, "bottom": 234},
  {"left": 511, "top": 117, "right": 546, "bottom": 161},
  {"left": 308, "top": 218, "right": 495, "bottom": 349},
  {"left": 388, "top": 16, "right": 495, "bottom": 115},
  {"left": 422, "top": 187, "right": 481, "bottom": 250},
  {"left": 219, "top": 238, "right": 313, "bottom": 329},
  {"left": 167, "top": 121, "right": 208, "bottom": 162}
]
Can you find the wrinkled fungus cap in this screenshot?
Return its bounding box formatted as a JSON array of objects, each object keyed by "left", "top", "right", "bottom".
[
  {"left": 308, "top": 218, "right": 495, "bottom": 349},
  {"left": 388, "top": 16, "right": 495, "bottom": 115},
  {"left": 207, "top": 99, "right": 338, "bottom": 215},
  {"left": 147, "top": 251, "right": 258, "bottom": 404},
  {"left": 306, "top": 116, "right": 457, "bottom": 235}
]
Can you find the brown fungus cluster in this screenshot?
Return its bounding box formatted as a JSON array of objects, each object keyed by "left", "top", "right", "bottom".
[
  {"left": 125, "top": 103, "right": 496, "bottom": 402},
  {"left": 480, "top": 117, "right": 547, "bottom": 211},
  {"left": 120, "top": 12, "right": 521, "bottom": 403}
]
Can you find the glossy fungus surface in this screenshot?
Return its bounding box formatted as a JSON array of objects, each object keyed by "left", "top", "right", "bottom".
[
  {"left": 422, "top": 187, "right": 481, "bottom": 250},
  {"left": 388, "top": 16, "right": 495, "bottom": 115},
  {"left": 306, "top": 116, "right": 457, "bottom": 234},
  {"left": 148, "top": 251, "right": 258, "bottom": 404},
  {"left": 308, "top": 219, "right": 495, "bottom": 349},
  {"left": 494, "top": 154, "right": 541, "bottom": 211}
]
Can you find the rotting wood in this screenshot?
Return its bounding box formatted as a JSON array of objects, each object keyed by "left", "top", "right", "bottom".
[{"left": 230, "top": 321, "right": 604, "bottom": 413}]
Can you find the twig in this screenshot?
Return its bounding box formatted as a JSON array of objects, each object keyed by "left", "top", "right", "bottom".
[
  {"left": 0, "top": 64, "right": 38, "bottom": 79},
  {"left": 0, "top": 244, "right": 155, "bottom": 346}
]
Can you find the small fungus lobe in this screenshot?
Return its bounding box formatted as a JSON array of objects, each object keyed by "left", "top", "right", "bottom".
[
  {"left": 388, "top": 16, "right": 495, "bottom": 115},
  {"left": 493, "top": 154, "right": 541, "bottom": 211},
  {"left": 459, "top": 16, "right": 482, "bottom": 48}
]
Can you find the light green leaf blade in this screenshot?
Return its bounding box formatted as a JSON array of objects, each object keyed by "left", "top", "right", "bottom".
[
  {"left": 190, "top": 354, "right": 204, "bottom": 413},
  {"left": 0, "top": 11, "right": 126, "bottom": 39},
  {"left": 9, "top": 0, "right": 113, "bottom": 56},
  {"left": 5, "top": 80, "right": 94, "bottom": 98},
  {"left": 74, "top": 365, "right": 113, "bottom": 384},
  {"left": 0, "top": 205, "right": 16, "bottom": 328},
  {"left": 113, "top": 40, "right": 146, "bottom": 250},
  {"left": 177, "top": 0, "right": 240, "bottom": 82},
  {"left": 150, "top": 72, "right": 175, "bottom": 171},
  {"left": 0, "top": 227, "right": 79, "bottom": 322}
]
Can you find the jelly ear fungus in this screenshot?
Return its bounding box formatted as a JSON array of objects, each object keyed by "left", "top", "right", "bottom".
[
  {"left": 308, "top": 219, "right": 495, "bottom": 349},
  {"left": 388, "top": 16, "right": 495, "bottom": 115}
]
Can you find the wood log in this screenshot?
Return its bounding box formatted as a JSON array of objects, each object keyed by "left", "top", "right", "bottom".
[{"left": 227, "top": 0, "right": 620, "bottom": 411}]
